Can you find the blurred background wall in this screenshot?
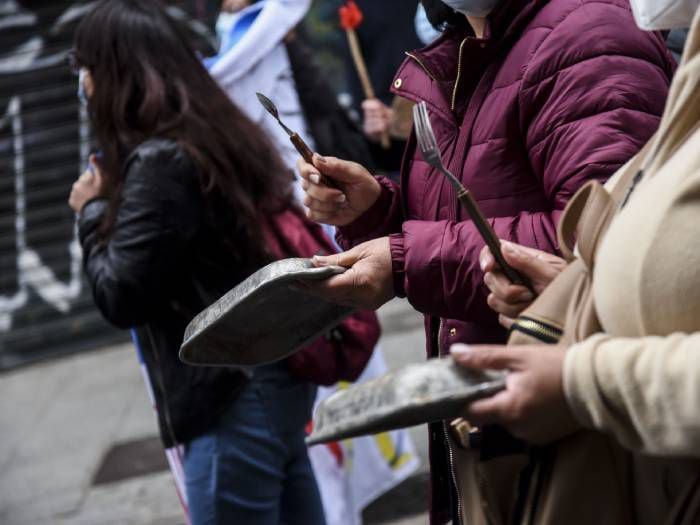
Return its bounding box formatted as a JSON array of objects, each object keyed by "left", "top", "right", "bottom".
[{"left": 0, "top": 0, "right": 372, "bottom": 370}]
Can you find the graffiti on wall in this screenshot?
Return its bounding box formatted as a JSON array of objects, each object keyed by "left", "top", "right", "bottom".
[
  {"left": 0, "top": 1, "right": 215, "bottom": 364},
  {"left": 0, "top": 97, "right": 86, "bottom": 332},
  {"left": 0, "top": 1, "right": 89, "bottom": 332},
  {"left": 0, "top": 1, "right": 93, "bottom": 334}
]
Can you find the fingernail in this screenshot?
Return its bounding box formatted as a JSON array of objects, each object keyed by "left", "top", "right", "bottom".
[
  {"left": 450, "top": 344, "right": 471, "bottom": 357},
  {"left": 480, "top": 257, "right": 488, "bottom": 272},
  {"left": 310, "top": 173, "right": 321, "bottom": 184},
  {"left": 336, "top": 194, "right": 346, "bottom": 203},
  {"left": 312, "top": 256, "right": 328, "bottom": 267},
  {"left": 518, "top": 291, "right": 534, "bottom": 302},
  {"left": 316, "top": 155, "right": 328, "bottom": 164}
]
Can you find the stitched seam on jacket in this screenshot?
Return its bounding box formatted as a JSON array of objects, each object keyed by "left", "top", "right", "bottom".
[
  {"left": 548, "top": 162, "right": 621, "bottom": 202},
  {"left": 521, "top": 53, "right": 670, "bottom": 92},
  {"left": 471, "top": 186, "right": 543, "bottom": 203},
  {"left": 527, "top": 107, "right": 659, "bottom": 153},
  {"left": 468, "top": 136, "right": 509, "bottom": 148},
  {"left": 521, "top": 0, "right": 645, "bottom": 88}
]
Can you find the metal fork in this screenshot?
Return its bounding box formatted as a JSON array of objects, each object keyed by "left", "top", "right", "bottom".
[{"left": 413, "top": 101, "right": 532, "bottom": 291}]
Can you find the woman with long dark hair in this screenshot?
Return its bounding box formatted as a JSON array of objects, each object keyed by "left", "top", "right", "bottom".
[{"left": 66, "top": 1, "right": 367, "bottom": 523}]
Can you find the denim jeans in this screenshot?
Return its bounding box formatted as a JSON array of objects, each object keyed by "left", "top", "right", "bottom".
[{"left": 183, "top": 363, "right": 326, "bottom": 525}]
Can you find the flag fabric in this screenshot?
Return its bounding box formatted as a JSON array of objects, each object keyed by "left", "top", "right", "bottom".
[
  {"left": 308, "top": 348, "right": 419, "bottom": 525},
  {"left": 131, "top": 330, "right": 191, "bottom": 525}
]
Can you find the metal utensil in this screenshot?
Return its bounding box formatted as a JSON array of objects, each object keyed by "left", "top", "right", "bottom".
[
  {"left": 257, "top": 92, "right": 316, "bottom": 163},
  {"left": 413, "top": 101, "right": 533, "bottom": 292},
  {"left": 257, "top": 92, "right": 339, "bottom": 189}
]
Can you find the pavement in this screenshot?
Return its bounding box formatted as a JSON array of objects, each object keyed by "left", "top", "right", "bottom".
[{"left": 0, "top": 299, "right": 431, "bottom": 525}]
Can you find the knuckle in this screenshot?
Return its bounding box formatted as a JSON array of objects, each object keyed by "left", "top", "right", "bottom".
[
  {"left": 469, "top": 351, "right": 490, "bottom": 369},
  {"left": 504, "top": 305, "right": 523, "bottom": 319},
  {"left": 486, "top": 293, "right": 499, "bottom": 310},
  {"left": 503, "top": 287, "right": 523, "bottom": 303},
  {"left": 312, "top": 187, "right": 330, "bottom": 202}
]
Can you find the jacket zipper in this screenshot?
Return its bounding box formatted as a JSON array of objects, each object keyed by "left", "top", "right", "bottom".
[
  {"left": 405, "top": 51, "right": 437, "bottom": 82},
  {"left": 451, "top": 38, "right": 468, "bottom": 112},
  {"left": 510, "top": 316, "right": 563, "bottom": 344},
  {"left": 444, "top": 422, "right": 464, "bottom": 525},
  {"left": 437, "top": 319, "right": 463, "bottom": 524},
  {"left": 437, "top": 317, "right": 445, "bottom": 355}
]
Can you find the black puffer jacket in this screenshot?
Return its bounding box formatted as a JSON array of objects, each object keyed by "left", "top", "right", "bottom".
[{"left": 78, "top": 139, "right": 252, "bottom": 447}]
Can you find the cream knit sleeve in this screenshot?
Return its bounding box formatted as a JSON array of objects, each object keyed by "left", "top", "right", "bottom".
[{"left": 563, "top": 333, "right": 700, "bottom": 457}]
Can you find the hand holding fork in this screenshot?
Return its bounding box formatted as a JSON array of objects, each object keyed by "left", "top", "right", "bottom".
[{"left": 413, "top": 101, "right": 534, "bottom": 293}]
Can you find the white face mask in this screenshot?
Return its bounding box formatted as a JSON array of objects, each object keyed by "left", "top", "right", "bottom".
[
  {"left": 441, "top": 0, "right": 500, "bottom": 17},
  {"left": 628, "top": 0, "right": 699, "bottom": 30},
  {"left": 416, "top": 4, "right": 442, "bottom": 44}
]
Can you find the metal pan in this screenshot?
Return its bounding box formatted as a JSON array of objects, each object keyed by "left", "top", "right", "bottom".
[
  {"left": 180, "top": 258, "right": 353, "bottom": 367},
  {"left": 307, "top": 358, "right": 505, "bottom": 445}
]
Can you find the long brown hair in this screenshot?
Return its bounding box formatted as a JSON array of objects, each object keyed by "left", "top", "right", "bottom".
[{"left": 73, "top": 0, "right": 292, "bottom": 264}]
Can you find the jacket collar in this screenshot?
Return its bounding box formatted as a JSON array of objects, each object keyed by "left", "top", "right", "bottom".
[{"left": 409, "top": 0, "right": 548, "bottom": 79}]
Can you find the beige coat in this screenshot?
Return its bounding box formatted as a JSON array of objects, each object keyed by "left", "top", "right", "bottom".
[
  {"left": 454, "top": 12, "right": 700, "bottom": 525},
  {"left": 564, "top": 9, "right": 700, "bottom": 459}
]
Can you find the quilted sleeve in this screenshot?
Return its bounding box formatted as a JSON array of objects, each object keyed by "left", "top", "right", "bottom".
[{"left": 520, "top": 0, "right": 674, "bottom": 209}]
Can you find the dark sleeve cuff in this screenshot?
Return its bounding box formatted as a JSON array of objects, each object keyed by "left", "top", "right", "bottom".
[
  {"left": 337, "top": 177, "right": 400, "bottom": 245},
  {"left": 77, "top": 198, "right": 109, "bottom": 245},
  {"left": 389, "top": 233, "right": 406, "bottom": 298}
]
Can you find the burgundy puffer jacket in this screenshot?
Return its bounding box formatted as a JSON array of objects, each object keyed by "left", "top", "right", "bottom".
[{"left": 337, "top": 0, "right": 674, "bottom": 522}]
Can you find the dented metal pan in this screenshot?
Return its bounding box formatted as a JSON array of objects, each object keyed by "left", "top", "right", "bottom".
[
  {"left": 307, "top": 358, "right": 506, "bottom": 445},
  {"left": 180, "top": 258, "right": 353, "bottom": 367}
]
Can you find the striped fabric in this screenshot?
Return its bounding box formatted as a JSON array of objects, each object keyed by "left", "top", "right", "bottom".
[{"left": 131, "top": 329, "right": 191, "bottom": 525}]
